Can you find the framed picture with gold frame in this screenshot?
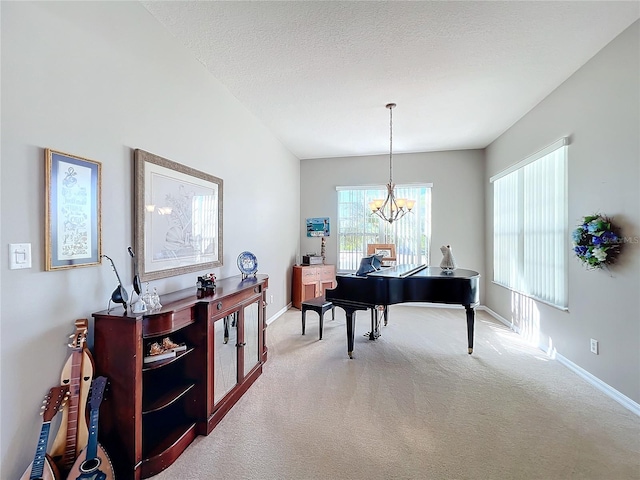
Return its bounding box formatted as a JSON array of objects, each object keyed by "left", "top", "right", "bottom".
[{"left": 45, "top": 149, "right": 102, "bottom": 270}]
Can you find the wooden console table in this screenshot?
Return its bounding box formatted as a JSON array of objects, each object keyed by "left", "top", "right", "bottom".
[{"left": 92, "top": 274, "right": 268, "bottom": 480}]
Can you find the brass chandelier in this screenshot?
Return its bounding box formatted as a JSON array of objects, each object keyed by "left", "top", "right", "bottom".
[{"left": 368, "top": 103, "right": 415, "bottom": 223}]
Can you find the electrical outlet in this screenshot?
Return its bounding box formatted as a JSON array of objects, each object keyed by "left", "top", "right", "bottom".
[
  {"left": 590, "top": 338, "right": 599, "bottom": 355},
  {"left": 270, "top": 295, "right": 274, "bottom": 304}
]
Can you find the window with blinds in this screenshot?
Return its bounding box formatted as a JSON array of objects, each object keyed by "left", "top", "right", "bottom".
[
  {"left": 336, "top": 185, "right": 432, "bottom": 272},
  {"left": 491, "top": 139, "right": 568, "bottom": 309}
]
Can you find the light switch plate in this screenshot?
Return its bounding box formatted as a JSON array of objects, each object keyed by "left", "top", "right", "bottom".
[{"left": 9, "top": 243, "right": 32, "bottom": 269}]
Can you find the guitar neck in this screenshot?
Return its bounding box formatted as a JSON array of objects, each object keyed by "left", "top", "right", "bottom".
[
  {"left": 61, "top": 351, "right": 83, "bottom": 469},
  {"left": 66, "top": 376, "right": 113, "bottom": 480},
  {"left": 85, "top": 409, "right": 99, "bottom": 461},
  {"left": 29, "top": 422, "right": 51, "bottom": 479}
]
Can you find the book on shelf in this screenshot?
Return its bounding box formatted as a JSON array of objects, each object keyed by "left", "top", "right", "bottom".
[{"left": 143, "top": 350, "right": 176, "bottom": 364}]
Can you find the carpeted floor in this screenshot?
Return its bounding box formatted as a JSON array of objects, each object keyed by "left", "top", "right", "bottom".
[{"left": 151, "top": 305, "right": 640, "bottom": 480}]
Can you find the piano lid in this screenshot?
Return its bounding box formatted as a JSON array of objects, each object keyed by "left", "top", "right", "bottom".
[
  {"left": 368, "top": 265, "right": 480, "bottom": 279},
  {"left": 367, "top": 264, "right": 428, "bottom": 278}
]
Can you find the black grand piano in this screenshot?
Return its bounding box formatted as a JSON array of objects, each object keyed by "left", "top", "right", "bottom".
[{"left": 325, "top": 264, "right": 480, "bottom": 358}]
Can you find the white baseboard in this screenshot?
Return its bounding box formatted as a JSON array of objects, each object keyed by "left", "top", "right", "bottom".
[
  {"left": 266, "top": 303, "right": 291, "bottom": 325},
  {"left": 479, "top": 305, "right": 640, "bottom": 417},
  {"left": 554, "top": 352, "right": 640, "bottom": 416}
]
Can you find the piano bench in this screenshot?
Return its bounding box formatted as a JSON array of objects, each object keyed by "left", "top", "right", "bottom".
[{"left": 301, "top": 297, "right": 335, "bottom": 340}]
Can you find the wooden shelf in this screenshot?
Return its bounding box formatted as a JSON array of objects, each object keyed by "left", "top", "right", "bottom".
[
  {"left": 142, "top": 419, "right": 198, "bottom": 478},
  {"left": 142, "top": 382, "right": 195, "bottom": 414},
  {"left": 142, "top": 347, "right": 194, "bottom": 372},
  {"left": 142, "top": 410, "right": 197, "bottom": 458}
]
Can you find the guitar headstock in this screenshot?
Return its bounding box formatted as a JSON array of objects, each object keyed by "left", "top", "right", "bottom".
[
  {"left": 88, "top": 376, "right": 108, "bottom": 410},
  {"left": 40, "top": 385, "right": 70, "bottom": 422},
  {"left": 67, "top": 319, "right": 88, "bottom": 350}
]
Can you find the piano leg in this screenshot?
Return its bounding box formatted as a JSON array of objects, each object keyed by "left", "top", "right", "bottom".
[
  {"left": 332, "top": 303, "right": 369, "bottom": 358},
  {"left": 367, "top": 308, "right": 381, "bottom": 340},
  {"left": 345, "top": 311, "right": 356, "bottom": 359},
  {"left": 301, "top": 309, "right": 307, "bottom": 335},
  {"left": 465, "top": 305, "right": 475, "bottom": 354}
]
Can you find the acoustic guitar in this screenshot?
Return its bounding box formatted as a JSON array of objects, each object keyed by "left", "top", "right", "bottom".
[
  {"left": 50, "top": 319, "right": 94, "bottom": 474},
  {"left": 19, "top": 385, "right": 69, "bottom": 480},
  {"left": 66, "top": 376, "right": 114, "bottom": 480}
]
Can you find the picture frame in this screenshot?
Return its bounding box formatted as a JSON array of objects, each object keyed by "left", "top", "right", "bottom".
[
  {"left": 306, "top": 217, "right": 330, "bottom": 237},
  {"left": 366, "top": 243, "right": 397, "bottom": 267},
  {"left": 134, "top": 149, "right": 223, "bottom": 281},
  {"left": 367, "top": 243, "right": 396, "bottom": 259},
  {"left": 45, "top": 149, "right": 102, "bottom": 271}
]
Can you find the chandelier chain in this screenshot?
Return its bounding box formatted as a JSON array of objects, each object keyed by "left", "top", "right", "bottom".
[{"left": 387, "top": 102, "right": 395, "bottom": 184}]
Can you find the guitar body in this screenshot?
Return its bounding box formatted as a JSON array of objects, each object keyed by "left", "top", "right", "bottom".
[
  {"left": 50, "top": 348, "right": 93, "bottom": 459},
  {"left": 67, "top": 377, "right": 114, "bottom": 480},
  {"left": 19, "top": 454, "right": 60, "bottom": 480},
  {"left": 66, "top": 444, "right": 115, "bottom": 480}
]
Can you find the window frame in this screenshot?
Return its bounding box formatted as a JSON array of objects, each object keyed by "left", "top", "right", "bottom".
[{"left": 335, "top": 184, "right": 432, "bottom": 273}]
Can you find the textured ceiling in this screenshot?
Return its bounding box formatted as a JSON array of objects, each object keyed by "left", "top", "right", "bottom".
[{"left": 141, "top": 1, "right": 639, "bottom": 159}]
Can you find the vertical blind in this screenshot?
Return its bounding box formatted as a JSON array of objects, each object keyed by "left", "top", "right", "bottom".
[
  {"left": 492, "top": 140, "right": 568, "bottom": 308},
  {"left": 336, "top": 185, "right": 432, "bottom": 272}
]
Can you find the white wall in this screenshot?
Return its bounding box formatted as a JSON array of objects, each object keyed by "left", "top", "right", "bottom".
[
  {"left": 300, "top": 150, "right": 486, "bottom": 299},
  {"left": 485, "top": 21, "right": 640, "bottom": 403},
  {"left": 0, "top": 2, "right": 299, "bottom": 478}
]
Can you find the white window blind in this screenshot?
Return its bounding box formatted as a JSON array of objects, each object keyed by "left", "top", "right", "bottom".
[
  {"left": 492, "top": 140, "right": 568, "bottom": 308},
  {"left": 336, "top": 185, "right": 432, "bottom": 272}
]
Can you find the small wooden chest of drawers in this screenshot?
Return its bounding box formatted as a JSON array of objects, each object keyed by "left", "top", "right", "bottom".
[{"left": 292, "top": 264, "right": 336, "bottom": 309}]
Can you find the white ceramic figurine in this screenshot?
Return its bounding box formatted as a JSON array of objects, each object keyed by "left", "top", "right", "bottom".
[{"left": 440, "top": 245, "right": 457, "bottom": 273}]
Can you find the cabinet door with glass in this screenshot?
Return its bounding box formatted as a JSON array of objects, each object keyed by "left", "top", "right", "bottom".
[
  {"left": 241, "top": 300, "right": 261, "bottom": 378},
  {"left": 206, "top": 291, "right": 265, "bottom": 432},
  {"left": 212, "top": 313, "right": 238, "bottom": 405}
]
